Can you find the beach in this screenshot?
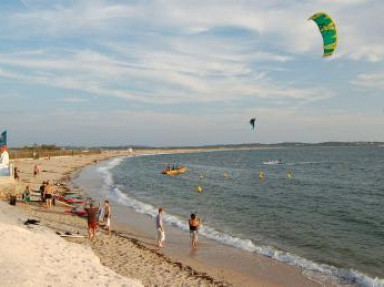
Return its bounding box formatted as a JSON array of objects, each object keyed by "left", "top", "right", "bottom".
[{"left": 0, "top": 149, "right": 356, "bottom": 287}]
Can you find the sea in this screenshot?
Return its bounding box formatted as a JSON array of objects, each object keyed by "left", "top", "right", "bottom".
[{"left": 76, "top": 146, "right": 384, "bottom": 286}]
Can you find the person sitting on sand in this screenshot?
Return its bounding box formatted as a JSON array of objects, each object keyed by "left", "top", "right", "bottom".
[
  {"left": 103, "top": 200, "right": 111, "bottom": 235},
  {"left": 84, "top": 202, "right": 100, "bottom": 241},
  {"left": 189, "top": 214, "right": 201, "bottom": 248},
  {"left": 156, "top": 207, "right": 165, "bottom": 248},
  {"left": 43, "top": 181, "right": 54, "bottom": 209}
]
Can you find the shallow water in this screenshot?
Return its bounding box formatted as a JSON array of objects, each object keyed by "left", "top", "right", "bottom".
[{"left": 85, "top": 146, "right": 384, "bottom": 286}]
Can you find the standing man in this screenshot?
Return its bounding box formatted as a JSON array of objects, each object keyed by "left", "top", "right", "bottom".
[
  {"left": 84, "top": 202, "right": 100, "bottom": 241},
  {"left": 156, "top": 207, "right": 165, "bottom": 248},
  {"left": 189, "top": 214, "right": 202, "bottom": 248},
  {"left": 43, "top": 181, "right": 54, "bottom": 209},
  {"left": 103, "top": 200, "right": 111, "bottom": 235}
]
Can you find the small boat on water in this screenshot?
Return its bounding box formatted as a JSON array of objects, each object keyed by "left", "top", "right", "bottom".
[
  {"left": 262, "top": 160, "right": 284, "bottom": 165},
  {"left": 161, "top": 166, "right": 188, "bottom": 175}
]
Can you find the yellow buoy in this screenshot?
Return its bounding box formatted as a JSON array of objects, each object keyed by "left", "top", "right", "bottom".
[
  {"left": 196, "top": 186, "right": 203, "bottom": 193},
  {"left": 223, "top": 172, "right": 230, "bottom": 178},
  {"left": 259, "top": 171, "right": 265, "bottom": 179},
  {"left": 286, "top": 171, "right": 293, "bottom": 179}
]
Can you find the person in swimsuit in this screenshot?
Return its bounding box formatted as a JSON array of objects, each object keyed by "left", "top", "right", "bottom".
[
  {"left": 84, "top": 202, "right": 100, "bottom": 241},
  {"left": 103, "top": 200, "right": 111, "bottom": 235},
  {"left": 43, "top": 181, "right": 54, "bottom": 209},
  {"left": 189, "top": 214, "right": 201, "bottom": 248}
]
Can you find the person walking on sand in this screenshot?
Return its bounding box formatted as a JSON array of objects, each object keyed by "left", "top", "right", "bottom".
[
  {"left": 156, "top": 207, "right": 165, "bottom": 248},
  {"left": 13, "top": 166, "right": 20, "bottom": 181},
  {"left": 84, "top": 202, "right": 100, "bottom": 241},
  {"left": 189, "top": 213, "right": 201, "bottom": 248},
  {"left": 44, "top": 181, "right": 54, "bottom": 209},
  {"left": 103, "top": 200, "right": 111, "bottom": 235}
]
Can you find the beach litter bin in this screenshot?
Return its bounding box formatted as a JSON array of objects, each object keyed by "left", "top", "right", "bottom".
[{"left": 9, "top": 195, "right": 17, "bottom": 206}]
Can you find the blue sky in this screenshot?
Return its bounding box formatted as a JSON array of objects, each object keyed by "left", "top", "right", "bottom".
[{"left": 0, "top": 0, "right": 383, "bottom": 146}]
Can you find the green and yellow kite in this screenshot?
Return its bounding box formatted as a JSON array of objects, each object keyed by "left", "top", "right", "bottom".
[{"left": 309, "top": 12, "right": 337, "bottom": 57}]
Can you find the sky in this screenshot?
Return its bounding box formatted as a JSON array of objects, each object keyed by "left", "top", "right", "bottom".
[{"left": 0, "top": 0, "right": 383, "bottom": 147}]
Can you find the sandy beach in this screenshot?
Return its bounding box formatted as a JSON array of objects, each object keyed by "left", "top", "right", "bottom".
[{"left": 0, "top": 149, "right": 328, "bottom": 287}]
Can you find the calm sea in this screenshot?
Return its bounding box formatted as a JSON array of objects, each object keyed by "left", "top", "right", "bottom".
[{"left": 96, "top": 146, "right": 384, "bottom": 286}]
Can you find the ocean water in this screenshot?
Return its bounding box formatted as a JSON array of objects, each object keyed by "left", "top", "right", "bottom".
[{"left": 97, "top": 146, "right": 384, "bottom": 286}]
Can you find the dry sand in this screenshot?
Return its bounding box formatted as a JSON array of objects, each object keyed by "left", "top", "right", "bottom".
[
  {"left": 0, "top": 200, "right": 143, "bottom": 287},
  {"left": 0, "top": 149, "right": 325, "bottom": 287}
]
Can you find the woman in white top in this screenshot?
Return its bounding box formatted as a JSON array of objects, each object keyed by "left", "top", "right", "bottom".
[{"left": 156, "top": 207, "right": 165, "bottom": 248}]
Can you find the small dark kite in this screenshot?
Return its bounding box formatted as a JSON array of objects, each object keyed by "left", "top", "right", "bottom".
[{"left": 249, "top": 118, "right": 256, "bottom": 130}]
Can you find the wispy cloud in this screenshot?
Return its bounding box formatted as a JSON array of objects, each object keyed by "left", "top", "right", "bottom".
[
  {"left": 351, "top": 73, "right": 384, "bottom": 90},
  {"left": 59, "top": 97, "right": 88, "bottom": 103},
  {"left": 0, "top": 47, "right": 326, "bottom": 107}
]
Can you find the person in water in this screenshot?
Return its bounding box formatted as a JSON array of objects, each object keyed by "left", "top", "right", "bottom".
[
  {"left": 84, "top": 202, "right": 100, "bottom": 241},
  {"left": 156, "top": 207, "right": 165, "bottom": 248},
  {"left": 189, "top": 213, "right": 201, "bottom": 248}
]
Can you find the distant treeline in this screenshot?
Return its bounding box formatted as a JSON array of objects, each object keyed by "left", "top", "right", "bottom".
[{"left": 10, "top": 145, "right": 101, "bottom": 159}]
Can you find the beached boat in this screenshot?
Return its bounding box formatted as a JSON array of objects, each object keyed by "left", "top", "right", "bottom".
[{"left": 161, "top": 166, "right": 188, "bottom": 175}]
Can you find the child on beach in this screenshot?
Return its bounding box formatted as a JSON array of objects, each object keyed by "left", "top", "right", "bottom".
[
  {"left": 84, "top": 202, "right": 100, "bottom": 241},
  {"left": 103, "top": 200, "right": 111, "bottom": 235},
  {"left": 22, "top": 185, "right": 30, "bottom": 202},
  {"left": 156, "top": 207, "right": 165, "bottom": 248},
  {"left": 189, "top": 214, "right": 201, "bottom": 248}
]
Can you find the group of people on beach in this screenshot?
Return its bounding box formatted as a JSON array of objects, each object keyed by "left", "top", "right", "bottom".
[{"left": 156, "top": 207, "right": 202, "bottom": 249}]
